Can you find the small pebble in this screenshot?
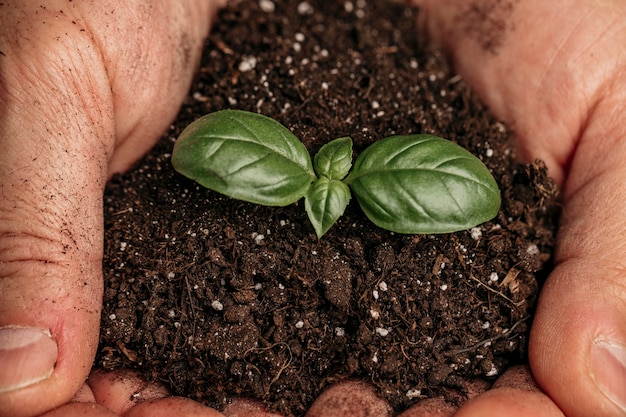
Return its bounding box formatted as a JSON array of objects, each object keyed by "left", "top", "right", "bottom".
[
  {"left": 297, "top": 1, "right": 313, "bottom": 15},
  {"left": 259, "top": 0, "right": 275, "bottom": 12},
  {"left": 375, "top": 327, "right": 389, "bottom": 337}
]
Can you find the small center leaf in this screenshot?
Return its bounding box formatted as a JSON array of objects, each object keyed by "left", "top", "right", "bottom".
[
  {"left": 313, "top": 136, "right": 353, "bottom": 180},
  {"left": 305, "top": 177, "right": 351, "bottom": 238}
]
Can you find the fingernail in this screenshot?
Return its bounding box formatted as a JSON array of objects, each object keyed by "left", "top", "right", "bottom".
[
  {"left": 0, "top": 326, "right": 58, "bottom": 393},
  {"left": 591, "top": 338, "right": 626, "bottom": 413}
]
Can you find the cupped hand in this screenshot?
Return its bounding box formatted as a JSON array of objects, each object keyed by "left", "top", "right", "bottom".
[
  {"left": 416, "top": 1, "right": 626, "bottom": 416},
  {"left": 0, "top": 1, "right": 223, "bottom": 416},
  {"left": 306, "top": 0, "right": 626, "bottom": 416},
  {"left": 3, "top": 1, "right": 625, "bottom": 417}
]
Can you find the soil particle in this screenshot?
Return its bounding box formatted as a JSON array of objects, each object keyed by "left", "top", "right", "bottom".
[{"left": 98, "top": 0, "right": 559, "bottom": 416}]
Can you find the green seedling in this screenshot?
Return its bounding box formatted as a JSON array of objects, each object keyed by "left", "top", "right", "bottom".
[{"left": 172, "top": 109, "right": 501, "bottom": 238}]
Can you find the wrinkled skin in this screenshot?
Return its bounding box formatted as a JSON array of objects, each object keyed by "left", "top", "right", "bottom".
[
  {"left": 0, "top": 1, "right": 224, "bottom": 416},
  {"left": 1, "top": 0, "right": 625, "bottom": 416}
]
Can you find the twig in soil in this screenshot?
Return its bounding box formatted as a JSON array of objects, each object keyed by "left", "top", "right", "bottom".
[
  {"left": 400, "top": 342, "right": 412, "bottom": 362},
  {"left": 183, "top": 275, "right": 196, "bottom": 321},
  {"left": 447, "top": 74, "right": 463, "bottom": 85},
  {"left": 243, "top": 342, "right": 294, "bottom": 393},
  {"left": 451, "top": 315, "right": 530, "bottom": 355},
  {"left": 374, "top": 45, "right": 399, "bottom": 55},
  {"left": 467, "top": 273, "right": 523, "bottom": 307},
  {"left": 111, "top": 207, "right": 133, "bottom": 216},
  {"left": 183, "top": 275, "right": 198, "bottom": 355}
]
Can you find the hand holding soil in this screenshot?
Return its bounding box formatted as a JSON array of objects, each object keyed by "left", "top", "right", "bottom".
[
  {"left": 0, "top": 1, "right": 224, "bottom": 416},
  {"left": 419, "top": 1, "right": 626, "bottom": 415},
  {"left": 1, "top": 1, "right": 626, "bottom": 417}
]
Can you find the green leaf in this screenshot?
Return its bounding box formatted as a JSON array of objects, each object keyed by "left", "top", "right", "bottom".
[
  {"left": 172, "top": 110, "right": 316, "bottom": 206},
  {"left": 345, "top": 134, "right": 501, "bottom": 234},
  {"left": 305, "top": 177, "right": 351, "bottom": 238},
  {"left": 313, "top": 136, "right": 353, "bottom": 180}
]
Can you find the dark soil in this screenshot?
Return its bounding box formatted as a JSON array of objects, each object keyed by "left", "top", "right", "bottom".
[{"left": 97, "top": 0, "right": 560, "bottom": 415}]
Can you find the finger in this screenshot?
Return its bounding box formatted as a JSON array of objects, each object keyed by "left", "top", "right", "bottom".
[
  {"left": 0, "top": 3, "right": 115, "bottom": 415},
  {"left": 222, "top": 398, "right": 284, "bottom": 417},
  {"left": 72, "top": 383, "right": 96, "bottom": 403},
  {"left": 305, "top": 381, "right": 393, "bottom": 417},
  {"left": 45, "top": 371, "right": 224, "bottom": 417},
  {"left": 40, "top": 403, "right": 119, "bottom": 417},
  {"left": 124, "top": 397, "right": 224, "bottom": 417},
  {"left": 449, "top": 366, "right": 564, "bottom": 417},
  {"left": 399, "top": 377, "right": 489, "bottom": 416},
  {"left": 87, "top": 370, "right": 169, "bottom": 415},
  {"left": 530, "top": 128, "right": 626, "bottom": 416},
  {"left": 397, "top": 398, "right": 455, "bottom": 417},
  {"left": 396, "top": 369, "right": 539, "bottom": 417},
  {"left": 39, "top": 398, "right": 225, "bottom": 417}
]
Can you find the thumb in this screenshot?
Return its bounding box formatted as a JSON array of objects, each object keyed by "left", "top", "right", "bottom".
[
  {"left": 0, "top": 5, "right": 114, "bottom": 417},
  {"left": 0, "top": 1, "right": 219, "bottom": 416},
  {"left": 530, "top": 88, "right": 626, "bottom": 416}
]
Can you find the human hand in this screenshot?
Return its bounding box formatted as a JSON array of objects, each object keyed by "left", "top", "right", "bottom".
[
  {"left": 0, "top": 1, "right": 225, "bottom": 416},
  {"left": 306, "top": 0, "right": 626, "bottom": 416},
  {"left": 4, "top": 1, "right": 624, "bottom": 417},
  {"left": 417, "top": 1, "right": 626, "bottom": 416}
]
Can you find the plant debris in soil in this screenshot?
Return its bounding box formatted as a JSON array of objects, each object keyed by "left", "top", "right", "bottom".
[{"left": 97, "top": 0, "right": 560, "bottom": 415}]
